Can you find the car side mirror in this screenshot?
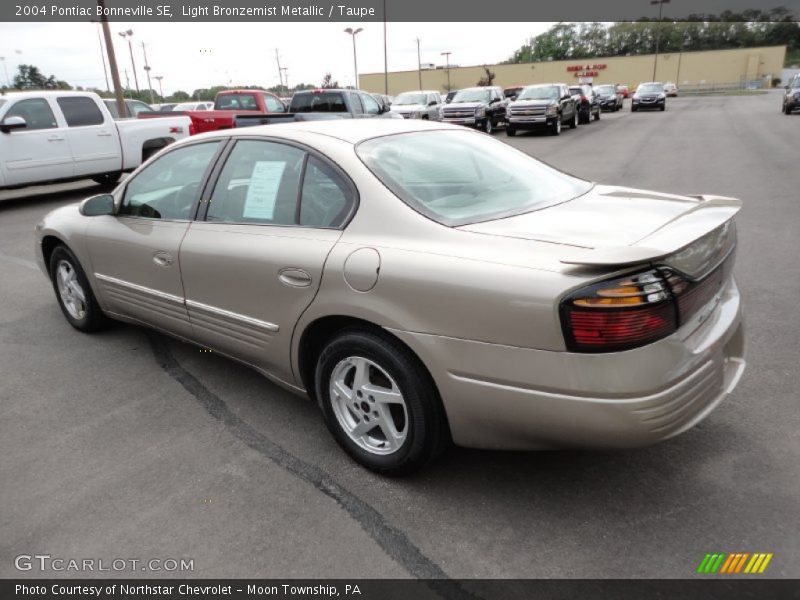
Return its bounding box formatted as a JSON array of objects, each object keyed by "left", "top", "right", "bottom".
[
  {"left": 0, "top": 115, "right": 27, "bottom": 133},
  {"left": 428, "top": 100, "right": 437, "bottom": 106},
  {"left": 80, "top": 194, "right": 116, "bottom": 217}
]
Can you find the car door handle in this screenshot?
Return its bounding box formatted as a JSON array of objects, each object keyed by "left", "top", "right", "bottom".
[
  {"left": 47, "top": 135, "right": 65, "bottom": 142},
  {"left": 278, "top": 268, "right": 312, "bottom": 288},
  {"left": 97, "top": 130, "right": 113, "bottom": 137},
  {"left": 153, "top": 251, "right": 173, "bottom": 267}
]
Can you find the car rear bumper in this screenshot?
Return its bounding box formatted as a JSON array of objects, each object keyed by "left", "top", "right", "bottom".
[{"left": 390, "top": 276, "right": 745, "bottom": 450}]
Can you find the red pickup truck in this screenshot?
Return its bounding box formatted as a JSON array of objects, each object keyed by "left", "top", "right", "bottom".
[{"left": 139, "top": 89, "right": 291, "bottom": 134}]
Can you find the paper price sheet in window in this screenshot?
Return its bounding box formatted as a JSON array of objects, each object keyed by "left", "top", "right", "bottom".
[{"left": 243, "top": 161, "right": 287, "bottom": 220}]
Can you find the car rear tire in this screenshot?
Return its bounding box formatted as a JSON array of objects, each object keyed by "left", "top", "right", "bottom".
[
  {"left": 569, "top": 111, "right": 578, "bottom": 129},
  {"left": 315, "top": 328, "right": 448, "bottom": 475},
  {"left": 49, "top": 245, "right": 108, "bottom": 333},
  {"left": 91, "top": 172, "right": 122, "bottom": 186}
]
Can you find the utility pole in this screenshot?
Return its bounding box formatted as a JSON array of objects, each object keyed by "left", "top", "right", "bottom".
[
  {"left": 650, "top": 0, "right": 671, "bottom": 81},
  {"left": 118, "top": 29, "right": 139, "bottom": 94},
  {"left": 95, "top": 23, "right": 110, "bottom": 92},
  {"left": 97, "top": 0, "right": 127, "bottom": 118},
  {"left": 275, "top": 49, "right": 284, "bottom": 92},
  {"left": 154, "top": 75, "right": 164, "bottom": 99},
  {"left": 0, "top": 57, "right": 9, "bottom": 88},
  {"left": 281, "top": 67, "right": 289, "bottom": 93},
  {"left": 441, "top": 51, "right": 452, "bottom": 92},
  {"left": 415, "top": 38, "right": 422, "bottom": 89},
  {"left": 140, "top": 42, "right": 155, "bottom": 103}
]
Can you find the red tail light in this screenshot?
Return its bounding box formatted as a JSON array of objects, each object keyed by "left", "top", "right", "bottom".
[
  {"left": 188, "top": 122, "right": 196, "bottom": 135},
  {"left": 561, "top": 255, "right": 732, "bottom": 353}
]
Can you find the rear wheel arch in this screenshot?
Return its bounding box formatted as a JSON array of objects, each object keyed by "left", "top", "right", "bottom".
[
  {"left": 141, "top": 137, "right": 175, "bottom": 163},
  {"left": 296, "top": 316, "right": 449, "bottom": 429}
]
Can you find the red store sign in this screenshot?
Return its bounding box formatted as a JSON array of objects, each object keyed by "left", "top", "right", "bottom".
[{"left": 567, "top": 64, "right": 607, "bottom": 72}]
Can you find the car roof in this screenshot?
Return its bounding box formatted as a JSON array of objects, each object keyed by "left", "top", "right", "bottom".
[
  {"left": 186, "top": 118, "right": 469, "bottom": 145},
  {"left": 0, "top": 90, "right": 99, "bottom": 101}
]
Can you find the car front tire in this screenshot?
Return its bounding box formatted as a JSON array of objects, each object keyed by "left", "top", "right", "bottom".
[
  {"left": 551, "top": 117, "right": 562, "bottom": 135},
  {"left": 483, "top": 118, "right": 493, "bottom": 134},
  {"left": 49, "top": 245, "right": 108, "bottom": 332},
  {"left": 315, "top": 328, "right": 448, "bottom": 475},
  {"left": 569, "top": 111, "right": 578, "bottom": 129},
  {"left": 91, "top": 172, "right": 122, "bottom": 186},
  {"left": 506, "top": 127, "right": 516, "bottom": 136}
]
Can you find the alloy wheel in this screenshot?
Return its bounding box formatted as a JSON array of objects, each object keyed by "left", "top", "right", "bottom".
[
  {"left": 55, "top": 260, "right": 87, "bottom": 320},
  {"left": 329, "top": 356, "right": 409, "bottom": 455}
]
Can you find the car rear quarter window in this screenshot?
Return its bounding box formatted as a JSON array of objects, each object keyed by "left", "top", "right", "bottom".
[
  {"left": 5, "top": 98, "right": 57, "bottom": 130},
  {"left": 361, "top": 93, "right": 380, "bottom": 115},
  {"left": 57, "top": 97, "right": 105, "bottom": 127},
  {"left": 119, "top": 141, "right": 221, "bottom": 220},
  {"left": 207, "top": 140, "right": 305, "bottom": 226},
  {"left": 299, "top": 156, "right": 355, "bottom": 228}
]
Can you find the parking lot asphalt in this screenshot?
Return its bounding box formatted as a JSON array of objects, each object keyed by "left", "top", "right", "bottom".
[{"left": 1, "top": 91, "right": 798, "bottom": 581}]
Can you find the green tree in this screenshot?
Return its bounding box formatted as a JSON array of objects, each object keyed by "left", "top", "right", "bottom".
[
  {"left": 13, "top": 64, "right": 69, "bottom": 89},
  {"left": 476, "top": 67, "right": 496, "bottom": 86},
  {"left": 320, "top": 73, "right": 339, "bottom": 88}
]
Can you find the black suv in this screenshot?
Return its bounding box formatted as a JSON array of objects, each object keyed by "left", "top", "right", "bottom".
[
  {"left": 569, "top": 85, "right": 601, "bottom": 123},
  {"left": 441, "top": 86, "right": 507, "bottom": 133},
  {"left": 594, "top": 84, "right": 623, "bottom": 112},
  {"left": 783, "top": 74, "right": 800, "bottom": 115},
  {"left": 506, "top": 83, "right": 578, "bottom": 136}
]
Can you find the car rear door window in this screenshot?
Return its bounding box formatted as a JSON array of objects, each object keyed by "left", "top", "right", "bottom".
[
  {"left": 119, "top": 141, "right": 221, "bottom": 220},
  {"left": 207, "top": 140, "right": 305, "bottom": 225},
  {"left": 5, "top": 98, "right": 57, "bottom": 130},
  {"left": 57, "top": 97, "right": 104, "bottom": 126}
]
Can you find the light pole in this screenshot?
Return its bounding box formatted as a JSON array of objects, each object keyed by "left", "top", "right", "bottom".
[
  {"left": 344, "top": 27, "right": 363, "bottom": 89},
  {"left": 441, "top": 51, "right": 452, "bottom": 92},
  {"left": 154, "top": 75, "right": 164, "bottom": 99},
  {"left": 118, "top": 29, "right": 139, "bottom": 94},
  {"left": 140, "top": 42, "right": 154, "bottom": 103},
  {"left": 650, "top": 0, "right": 670, "bottom": 81},
  {"left": 415, "top": 37, "right": 422, "bottom": 89},
  {"left": 382, "top": 0, "right": 388, "bottom": 94}
]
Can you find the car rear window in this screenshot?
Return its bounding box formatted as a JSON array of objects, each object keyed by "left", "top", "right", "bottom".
[
  {"left": 291, "top": 92, "right": 347, "bottom": 113},
  {"left": 215, "top": 94, "right": 259, "bottom": 110},
  {"left": 357, "top": 130, "right": 592, "bottom": 227}
]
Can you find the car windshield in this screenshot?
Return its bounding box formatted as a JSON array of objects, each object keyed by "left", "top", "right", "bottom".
[
  {"left": 637, "top": 84, "right": 663, "bottom": 94},
  {"left": 451, "top": 89, "right": 490, "bottom": 103},
  {"left": 290, "top": 92, "right": 347, "bottom": 113},
  {"left": 595, "top": 85, "right": 615, "bottom": 95},
  {"left": 357, "top": 130, "right": 592, "bottom": 227},
  {"left": 518, "top": 86, "right": 559, "bottom": 100},
  {"left": 394, "top": 93, "right": 426, "bottom": 105}
]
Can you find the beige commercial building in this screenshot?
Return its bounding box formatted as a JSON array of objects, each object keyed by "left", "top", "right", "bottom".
[{"left": 361, "top": 45, "right": 786, "bottom": 95}]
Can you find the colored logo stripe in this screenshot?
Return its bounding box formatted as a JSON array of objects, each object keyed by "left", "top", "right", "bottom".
[{"left": 698, "top": 552, "right": 773, "bottom": 574}]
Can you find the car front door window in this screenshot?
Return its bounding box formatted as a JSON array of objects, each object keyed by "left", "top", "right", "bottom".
[{"left": 119, "top": 141, "right": 221, "bottom": 220}]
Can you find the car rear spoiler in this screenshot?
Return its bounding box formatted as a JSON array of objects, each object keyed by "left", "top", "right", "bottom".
[{"left": 560, "top": 195, "right": 742, "bottom": 267}]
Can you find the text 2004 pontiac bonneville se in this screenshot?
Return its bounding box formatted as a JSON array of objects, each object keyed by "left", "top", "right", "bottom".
[{"left": 35, "top": 119, "right": 745, "bottom": 474}]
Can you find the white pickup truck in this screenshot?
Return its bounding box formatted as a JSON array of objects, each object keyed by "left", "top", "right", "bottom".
[{"left": 0, "top": 91, "right": 191, "bottom": 190}]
